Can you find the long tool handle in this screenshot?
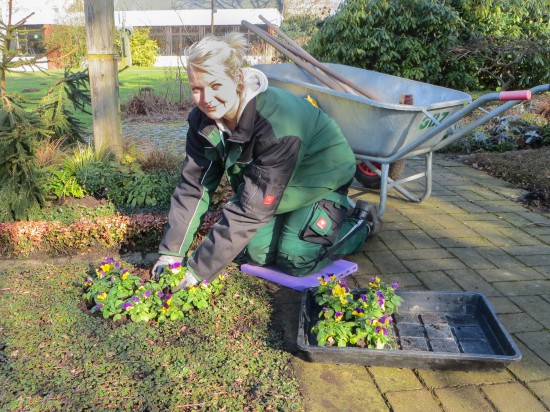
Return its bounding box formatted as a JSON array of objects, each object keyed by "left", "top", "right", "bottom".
[
  {"left": 242, "top": 20, "right": 347, "bottom": 92},
  {"left": 258, "top": 15, "right": 379, "bottom": 101}
]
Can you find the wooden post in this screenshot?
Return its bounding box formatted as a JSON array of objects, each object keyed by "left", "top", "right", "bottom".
[{"left": 84, "top": 0, "right": 123, "bottom": 159}]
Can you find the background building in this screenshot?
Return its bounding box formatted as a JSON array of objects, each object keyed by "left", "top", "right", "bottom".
[{"left": 6, "top": 0, "right": 284, "bottom": 67}]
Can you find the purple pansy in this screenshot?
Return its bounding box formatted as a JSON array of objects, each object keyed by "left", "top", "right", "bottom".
[
  {"left": 157, "top": 291, "right": 164, "bottom": 298},
  {"left": 376, "top": 290, "right": 385, "bottom": 307},
  {"left": 376, "top": 326, "right": 388, "bottom": 335},
  {"left": 169, "top": 262, "right": 181, "bottom": 270},
  {"left": 360, "top": 294, "right": 368, "bottom": 303},
  {"left": 143, "top": 290, "right": 151, "bottom": 298},
  {"left": 391, "top": 282, "right": 399, "bottom": 290},
  {"left": 121, "top": 301, "right": 133, "bottom": 310},
  {"left": 132, "top": 296, "right": 140, "bottom": 303}
]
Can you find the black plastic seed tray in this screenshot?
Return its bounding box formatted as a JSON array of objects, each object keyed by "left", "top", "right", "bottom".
[{"left": 298, "top": 289, "right": 522, "bottom": 371}]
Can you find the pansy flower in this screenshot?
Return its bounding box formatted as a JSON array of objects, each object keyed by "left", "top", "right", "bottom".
[
  {"left": 121, "top": 301, "right": 133, "bottom": 311},
  {"left": 376, "top": 290, "right": 385, "bottom": 308},
  {"left": 143, "top": 290, "right": 151, "bottom": 299},
  {"left": 391, "top": 282, "right": 399, "bottom": 290},
  {"left": 132, "top": 296, "right": 140, "bottom": 303},
  {"left": 334, "top": 311, "right": 344, "bottom": 321},
  {"left": 91, "top": 303, "right": 103, "bottom": 312},
  {"left": 84, "top": 277, "right": 93, "bottom": 287},
  {"left": 352, "top": 307, "right": 365, "bottom": 316},
  {"left": 376, "top": 326, "right": 388, "bottom": 335},
  {"left": 121, "top": 270, "right": 129, "bottom": 280},
  {"left": 157, "top": 291, "right": 164, "bottom": 298},
  {"left": 318, "top": 275, "right": 328, "bottom": 286},
  {"left": 97, "top": 292, "right": 107, "bottom": 301}
]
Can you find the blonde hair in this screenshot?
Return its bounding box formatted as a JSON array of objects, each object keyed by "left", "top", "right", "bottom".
[{"left": 185, "top": 32, "right": 248, "bottom": 82}]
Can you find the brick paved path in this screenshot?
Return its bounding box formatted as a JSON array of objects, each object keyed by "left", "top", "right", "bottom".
[{"left": 271, "top": 154, "right": 550, "bottom": 412}]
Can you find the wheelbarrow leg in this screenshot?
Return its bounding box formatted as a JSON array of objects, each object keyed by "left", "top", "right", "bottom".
[
  {"left": 419, "top": 151, "right": 433, "bottom": 202},
  {"left": 377, "top": 163, "right": 390, "bottom": 217}
]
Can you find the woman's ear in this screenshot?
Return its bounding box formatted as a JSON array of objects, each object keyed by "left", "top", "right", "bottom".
[{"left": 236, "top": 69, "right": 244, "bottom": 92}]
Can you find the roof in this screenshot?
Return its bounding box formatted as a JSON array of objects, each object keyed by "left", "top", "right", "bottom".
[{"left": 114, "top": 0, "right": 283, "bottom": 13}]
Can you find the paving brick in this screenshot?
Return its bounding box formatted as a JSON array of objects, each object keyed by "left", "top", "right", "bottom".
[
  {"left": 507, "top": 341, "right": 550, "bottom": 383},
  {"left": 348, "top": 253, "right": 379, "bottom": 276},
  {"left": 427, "top": 227, "right": 480, "bottom": 239},
  {"left": 386, "top": 389, "right": 441, "bottom": 412},
  {"left": 495, "top": 212, "right": 539, "bottom": 227},
  {"left": 418, "top": 271, "right": 462, "bottom": 291},
  {"left": 368, "top": 366, "right": 423, "bottom": 393},
  {"left": 445, "top": 212, "right": 502, "bottom": 222},
  {"left": 535, "top": 266, "right": 550, "bottom": 278},
  {"left": 515, "top": 211, "right": 550, "bottom": 225},
  {"left": 291, "top": 358, "right": 387, "bottom": 412},
  {"left": 497, "top": 227, "right": 544, "bottom": 246},
  {"left": 417, "top": 369, "right": 513, "bottom": 389},
  {"left": 378, "top": 272, "right": 425, "bottom": 290},
  {"left": 475, "top": 248, "right": 526, "bottom": 269},
  {"left": 515, "top": 331, "right": 550, "bottom": 364},
  {"left": 363, "top": 235, "right": 390, "bottom": 252},
  {"left": 400, "top": 229, "right": 441, "bottom": 249},
  {"left": 435, "top": 237, "right": 494, "bottom": 248},
  {"left": 393, "top": 248, "right": 453, "bottom": 261},
  {"left": 434, "top": 386, "right": 494, "bottom": 412},
  {"left": 367, "top": 250, "right": 410, "bottom": 274},
  {"left": 481, "top": 382, "right": 548, "bottom": 412},
  {"left": 493, "top": 280, "right": 550, "bottom": 296},
  {"left": 403, "top": 258, "right": 467, "bottom": 273},
  {"left": 445, "top": 269, "right": 502, "bottom": 296},
  {"left": 446, "top": 248, "right": 496, "bottom": 270},
  {"left": 378, "top": 231, "right": 416, "bottom": 251},
  {"left": 384, "top": 221, "right": 420, "bottom": 231},
  {"left": 477, "top": 200, "right": 531, "bottom": 213},
  {"left": 476, "top": 267, "right": 545, "bottom": 282},
  {"left": 453, "top": 201, "right": 489, "bottom": 213},
  {"left": 527, "top": 381, "right": 550, "bottom": 410},
  {"left": 502, "top": 245, "right": 550, "bottom": 256},
  {"left": 498, "top": 313, "right": 543, "bottom": 334},
  {"left": 486, "top": 296, "right": 523, "bottom": 314},
  {"left": 515, "top": 254, "right": 550, "bottom": 267},
  {"left": 510, "top": 296, "right": 550, "bottom": 329}
]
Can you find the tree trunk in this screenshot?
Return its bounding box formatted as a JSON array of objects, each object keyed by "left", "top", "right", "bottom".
[{"left": 84, "top": 0, "right": 122, "bottom": 159}]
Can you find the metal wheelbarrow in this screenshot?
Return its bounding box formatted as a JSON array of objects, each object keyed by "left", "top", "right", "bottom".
[{"left": 254, "top": 62, "right": 550, "bottom": 217}]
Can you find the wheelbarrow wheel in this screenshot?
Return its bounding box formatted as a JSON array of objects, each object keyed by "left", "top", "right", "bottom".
[{"left": 355, "top": 160, "right": 406, "bottom": 189}]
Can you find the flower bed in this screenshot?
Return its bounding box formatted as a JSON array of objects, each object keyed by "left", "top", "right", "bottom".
[{"left": 83, "top": 257, "right": 227, "bottom": 323}]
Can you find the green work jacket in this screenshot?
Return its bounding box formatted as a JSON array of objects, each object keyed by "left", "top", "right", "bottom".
[{"left": 159, "top": 86, "right": 356, "bottom": 281}]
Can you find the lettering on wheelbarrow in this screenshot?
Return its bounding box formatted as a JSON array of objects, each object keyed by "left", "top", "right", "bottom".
[{"left": 419, "top": 111, "right": 450, "bottom": 129}]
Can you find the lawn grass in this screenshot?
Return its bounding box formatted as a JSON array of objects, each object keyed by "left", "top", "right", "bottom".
[
  {"left": 5, "top": 66, "right": 191, "bottom": 130},
  {"left": 0, "top": 258, "right": 305, "bottom": 411}
]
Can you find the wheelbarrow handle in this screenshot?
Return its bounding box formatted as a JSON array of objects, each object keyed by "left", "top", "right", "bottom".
[{"left": 499, "top": 90, "right": 532, "bottom": 101}]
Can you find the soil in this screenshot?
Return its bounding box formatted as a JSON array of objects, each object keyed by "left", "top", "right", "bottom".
[{"left": 461, "top": 146, "right": 550, "bottom": 212}]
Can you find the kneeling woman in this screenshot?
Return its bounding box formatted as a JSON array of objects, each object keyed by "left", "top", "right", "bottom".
[{"left": 152, "top": 32, "right": 379, "bottom": 289}]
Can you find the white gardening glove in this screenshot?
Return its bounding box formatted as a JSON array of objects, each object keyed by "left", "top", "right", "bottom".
[
  {"left": 170, "top": 266, "right": 200, "bottom": 293},
  {"left": 151, "top": 255, "right": 183, "bottom": 281}
]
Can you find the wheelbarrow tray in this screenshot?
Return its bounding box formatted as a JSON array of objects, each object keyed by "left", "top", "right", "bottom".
[
  {"left": 298, "top": 289, "right": 521, "bottom": 372},
  {"left": 254, "top": 63, "right": 472, "bottom": 158}
]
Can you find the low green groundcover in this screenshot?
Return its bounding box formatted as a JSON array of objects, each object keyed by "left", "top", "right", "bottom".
[{"left": 0, "top": 260, "right": 305, "bottom": 411}]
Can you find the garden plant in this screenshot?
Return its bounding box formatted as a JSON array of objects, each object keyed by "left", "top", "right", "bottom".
[{"left": 311, "top": 275, "right": 403, "bottom": 348}]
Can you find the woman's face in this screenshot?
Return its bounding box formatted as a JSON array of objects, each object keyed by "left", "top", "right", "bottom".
[{"left": 188, "top": 66, "right": 241, "bottom": 123}]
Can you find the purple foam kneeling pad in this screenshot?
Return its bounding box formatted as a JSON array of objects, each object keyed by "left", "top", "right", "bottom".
[{"left": 240, "top": 260, "right": 358, "bottom": 291}]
